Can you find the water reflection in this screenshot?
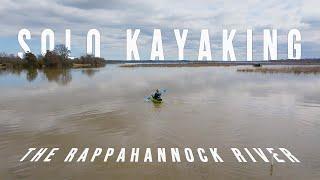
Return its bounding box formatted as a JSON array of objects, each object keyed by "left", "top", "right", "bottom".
[
  {"left": 26, "top": 68, "right": 38, "bottom": 82},
  {"left": 42, "top": 68, "right": 72, "bottom": 85},
  {"left": 0, "top": 68, "right": 23, "bottom": 76},
  {"left": 0, "top": 68, "right": 100, "bottom": 85},
  {"left": 81, "top": 69, "right": 99, "bottom": 77}
]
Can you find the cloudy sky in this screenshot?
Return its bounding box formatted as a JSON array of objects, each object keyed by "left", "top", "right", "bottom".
[{"left": 0, "top": 0, "right": 319, "bottom": 60}]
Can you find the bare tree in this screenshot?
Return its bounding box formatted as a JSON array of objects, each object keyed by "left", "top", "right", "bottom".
[{"left": 54, "top": 44, "right": 71, "bottom": 60}]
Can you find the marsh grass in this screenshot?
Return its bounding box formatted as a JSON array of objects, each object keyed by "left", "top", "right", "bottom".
[{"left": 237, "top": 66, "right": 320, "bottom": 74}]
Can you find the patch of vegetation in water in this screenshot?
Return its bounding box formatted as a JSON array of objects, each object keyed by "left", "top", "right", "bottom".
[{"left": 237, "top": 66, "right": 320, "bottom": 74}]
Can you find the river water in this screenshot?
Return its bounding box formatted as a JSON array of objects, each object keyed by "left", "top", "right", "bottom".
[{"left": 0, "top": 65, "right": 320, "bottom": 179}]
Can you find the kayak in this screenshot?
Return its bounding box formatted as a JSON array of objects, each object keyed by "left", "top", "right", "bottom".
[
  {"left": 150, "top": 96, "right": 162, "bottom": 103},
  {"left": 144, "top": 89, "right": 167, "bottom": 103}
]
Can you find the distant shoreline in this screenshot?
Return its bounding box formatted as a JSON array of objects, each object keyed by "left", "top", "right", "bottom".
[
  {"left": 108, "top": 59, "right": 320, "bottom": 73},
  {"left": 107, "top": 59, "right": 320, "bottom": 67}
]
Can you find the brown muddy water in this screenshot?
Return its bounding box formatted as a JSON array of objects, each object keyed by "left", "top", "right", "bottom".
[{"left": 0, "top": 66, "right": 320, "bottom": 179}]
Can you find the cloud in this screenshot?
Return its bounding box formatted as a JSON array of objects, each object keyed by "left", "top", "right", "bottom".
[{"left": 0, "top": 0, "right": 319, "bottom": 59}]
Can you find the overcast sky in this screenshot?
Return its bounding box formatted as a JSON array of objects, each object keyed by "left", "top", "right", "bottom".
[{"left": 0, "top": 0, "right": 319, "bottom": 60}]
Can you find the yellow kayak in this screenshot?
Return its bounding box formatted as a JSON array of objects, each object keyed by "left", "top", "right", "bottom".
[{"left": 150, "top": 96, "right": 162, "bottom": 103}]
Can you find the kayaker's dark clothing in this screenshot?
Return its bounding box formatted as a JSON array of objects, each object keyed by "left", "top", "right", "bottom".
[{"left": 153, "top": 91, "right": 162, "bottom": 100}]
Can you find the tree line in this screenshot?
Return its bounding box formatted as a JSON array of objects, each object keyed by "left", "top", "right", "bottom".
[{"left": 0, "top": 44, "right": 106, "bottom": 69}]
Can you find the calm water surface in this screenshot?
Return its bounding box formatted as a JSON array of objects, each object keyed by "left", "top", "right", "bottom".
[{"left": 0, "top": 65, "right": 320, "bottom": 179}]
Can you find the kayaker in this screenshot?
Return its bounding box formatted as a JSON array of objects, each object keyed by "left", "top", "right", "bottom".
[{"left": 153, "top": 89, "right": 162, "bottom": 100}]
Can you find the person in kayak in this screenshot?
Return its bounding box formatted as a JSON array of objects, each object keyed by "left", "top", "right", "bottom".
[{"left": 153, "top": 89, "right": 162, "bottom": 100}]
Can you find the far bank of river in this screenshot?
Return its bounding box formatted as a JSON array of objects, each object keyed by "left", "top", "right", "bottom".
[{"left": 113, "top": 59, "right": 320, "bottom": 74}]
